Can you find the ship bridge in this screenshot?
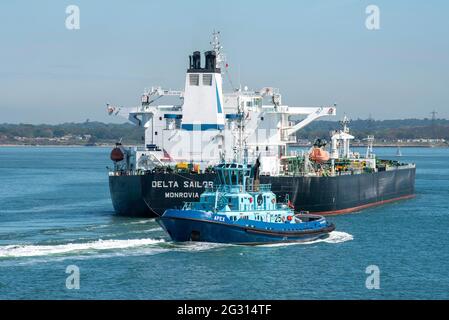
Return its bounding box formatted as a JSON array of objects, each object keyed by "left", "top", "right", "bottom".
[{"left": 106, "top": 32, "right": 337, "bottom": 174}]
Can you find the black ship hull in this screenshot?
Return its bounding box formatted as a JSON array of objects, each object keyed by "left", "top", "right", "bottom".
[{"left": 109, "top": 166, "right": 416, "bottom": 217}]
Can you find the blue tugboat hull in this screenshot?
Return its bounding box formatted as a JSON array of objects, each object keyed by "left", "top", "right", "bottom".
[{"left": 157, "top": 210, "right": 335, "bottom": 245}]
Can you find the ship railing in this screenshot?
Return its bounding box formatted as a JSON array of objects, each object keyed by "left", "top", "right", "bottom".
[
  {"left": 386, "top": 163, "right": 416, "bottom": 171},
  {"left": 108, "top": 170, "right": 148, "bottom": 176},
  {"left": 246, "top": 184, "right": 272, "bottom": 192},
  {"left": 204, "top": 185, "right": 244, "bottom": 193},
  {"left": 204, "top": 186, "right": 218, "bottom": 193},
  {"left": 203, "top": 184, "right": 273, "bottom": 193}
]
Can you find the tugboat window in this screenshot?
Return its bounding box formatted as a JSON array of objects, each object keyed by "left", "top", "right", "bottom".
[
  {"left": 231, "top": 172, "right": 237, "bottom": 184},
  {"left": 225, "top": 171, "right": 231, "bottom": 185}
]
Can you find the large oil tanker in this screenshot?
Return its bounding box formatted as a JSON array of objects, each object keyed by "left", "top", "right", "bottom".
[{"left": 107, "top": 32, "right": 415, "bottom": 217}]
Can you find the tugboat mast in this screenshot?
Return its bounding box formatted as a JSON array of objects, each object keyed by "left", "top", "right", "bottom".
[{"left": 233, "top": 104, "right": 248, "bottom": 164}]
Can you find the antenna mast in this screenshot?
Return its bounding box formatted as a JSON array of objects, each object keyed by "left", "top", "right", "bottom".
[
  {"left": 210, "top": 31, "right": 225, "bottom": 69},
  {"left": 366, "top": 136, "right": 375, "bottom": 159},
  {"left": 340, "top": 115, "right": 350, "bottom": 133}
]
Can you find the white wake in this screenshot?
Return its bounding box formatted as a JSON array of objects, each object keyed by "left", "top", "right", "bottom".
[
  {"left": 0, "top": 238, "right": 164, "bottom": 258},
  {"left": 319, "top": 231, "right": 354, "bottom": 244},
  {"left": 259, "top": 231, "right": 353, "bottom": 247},
  {"left": 0, "top": 232, "right": 353, "bottom": 259}
]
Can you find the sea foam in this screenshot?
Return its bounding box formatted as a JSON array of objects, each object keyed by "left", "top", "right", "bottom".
[
  {"left": 259, "top": 231, "right": 353, "bottom": 247},
  {"left": 320, "top": 231, "right": 354, "bottom": 244},
  {"left": 0, "top": 238, "right": 164, "bottom": 258}
]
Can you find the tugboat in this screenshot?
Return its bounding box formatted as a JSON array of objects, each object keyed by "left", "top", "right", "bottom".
[{"left": 157, "top": 162, "right": 335, "bottom": 245}]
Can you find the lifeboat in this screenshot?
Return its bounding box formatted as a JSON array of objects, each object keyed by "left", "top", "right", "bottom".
[
  {"left": 309, "top": 148, "right": 330, "bottom": 163},
  {"left": 110, "top": 145, "right": 125, "bottom": 162}
]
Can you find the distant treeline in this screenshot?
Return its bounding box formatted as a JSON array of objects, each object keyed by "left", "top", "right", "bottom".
[
  {"left": 299, "top": 118, "right": 449, "bottom": 141},
  {"left": 0, "top": 122, "right": 145, "bottom": 144},
  {"left": 0, "top": 119, "right": 448, "bottom": 144}
]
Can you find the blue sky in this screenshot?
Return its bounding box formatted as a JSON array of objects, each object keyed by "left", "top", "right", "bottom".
[{"left": 0, "top": 0, "right": 448, "bottom": 124}]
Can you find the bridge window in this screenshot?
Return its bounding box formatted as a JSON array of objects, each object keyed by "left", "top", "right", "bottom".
[
  {"left": 189, "top": 74, "right": 199, "bottom": 86},
  {"left": 203, "top": 74, "right": 212, "bottom": 86}
]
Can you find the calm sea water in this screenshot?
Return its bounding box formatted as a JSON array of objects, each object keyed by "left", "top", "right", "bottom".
[{"left": 0, "top": 146, "right": 448, "bottom": 299}]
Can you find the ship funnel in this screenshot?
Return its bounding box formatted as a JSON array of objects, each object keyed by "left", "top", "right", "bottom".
[
  {"left": 182, "top": 49, "right": 224, "bottom": 130},
  {"left": 191, "top": 51, "right": 201, "bottom": 70},
  {"left": 204, "top": 51, "right": 217, "bottom": 71},
  {"left": 182, "top": 37, "right": 224, "bottom": 131}
]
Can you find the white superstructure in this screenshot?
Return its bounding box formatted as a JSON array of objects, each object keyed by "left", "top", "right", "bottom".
[{"left": 107, "top": 32, "right": 337, "bottom": 175}]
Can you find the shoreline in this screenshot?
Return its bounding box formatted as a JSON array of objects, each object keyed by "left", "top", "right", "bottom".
[
  {"left": 0, "top": 144, "right": 447, "bottom": 148},
  {"left": 290, "top": 144, "right": 448, "bottom": 148},
  {"left": 0, "top": 144, "right": 118, "bottom": 148}
]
